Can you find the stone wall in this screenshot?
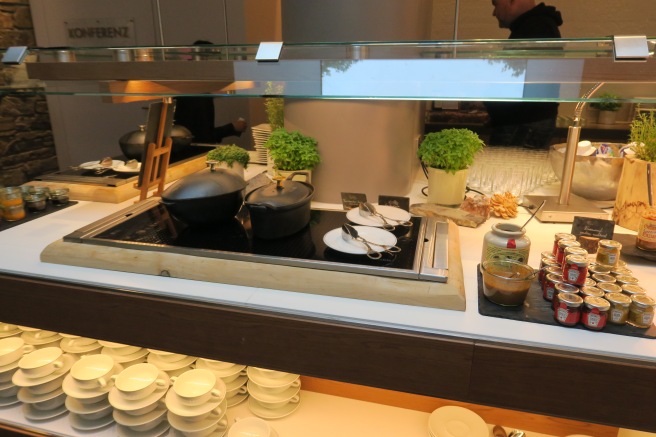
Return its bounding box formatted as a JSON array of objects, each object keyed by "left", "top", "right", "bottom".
[{"left": 0, "top": 1, "right": 57, "bottom": 186}]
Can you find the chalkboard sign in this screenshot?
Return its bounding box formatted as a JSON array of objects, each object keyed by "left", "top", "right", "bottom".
[
  {"left": 378, "top": 195, "right": 410, "bottom": 212},
  {"left": 341, "top": 192, "right": 367, "bottom": 210},
  {"left": 571, "top": 216, "right": 615, "bottom": 240}
]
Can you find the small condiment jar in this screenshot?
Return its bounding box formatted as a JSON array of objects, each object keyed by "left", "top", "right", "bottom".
[
  {"left": 481, "top": 223, "right": 531, "bottom": 264},
  {"left": 636, "top": 207, "right": 656, "bottom": 251},
  {"left": 24, "top": 193, "right": 47, "bottom": 213},
  {"left": 553, "top": 233, "right": 576, "bottom": 256},
  {"left": 0, "top": 187, "right": 23, "bottom": 208},
  {"left": 621, "top": 284, "right": 647, "bottom": 298},
  {"left": 614, "top": 275, "right": 639, "bottom": 288},
  {"left": 583, "top": 277, "right": 597, "bottom": 288},
  {"left": 579, "top": 285, "right": 605, "bottom": 300},
  {"left": 605, "top": 292, "right": 631, "bottom": 325},
  {"left": 588, "top": 264, "right": 612, "bottom": 276},
  {"left": 553, "top": 282, "right": 579, "bottom": 310},
  {"left": 541, "top": 251, "right": 556, "bottom": 262},
  {"left": 563, "top": 254, "right": 588, "bottom": 286},
  {"left": 543, "top": 272, "right": 564, "bottom": 302},
  {"left": 564, "top": 246, "right": 588, "bottom": 260},
  {"left": 554, "top": 292, "right": 584, "bottom": 327},
  {"left": 591, "top": 273, "right": 616, "bottom": 284},
  {"left": 628, "top": 294, "right": 656, "bottom": 328},
  {"left": 596, "top": 282, "right": 622, "bottom": 295},
  {"left": 611, "top": 267, "right": 633, "bottom": 277},
  {"left": 556, "top": 239, "right": 581, "bottom": 265},
  {"left": 595, "top": 239, "right": 622, "bottom": 269},
  {"left": 19, "top": 185, "right": 34, "bottom": 199},
  {"left": 539, "top": 264, "right": 561, "bottom": 287},
  {"left": 581, "top": 296, "right": 610, "bottom": 330},
  {"left": 3, "top": 203, "right": 26, "bottom": 221},
  {"left": 50, "top": 188, "right": 70, "bottom": 206}
]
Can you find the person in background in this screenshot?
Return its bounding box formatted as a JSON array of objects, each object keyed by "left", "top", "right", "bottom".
[
  {"left": 174, "top": 40, "right": 248, "bottom": 144},
  {"left": 484, "top": 0, "right": 563, "bottom": 149}
]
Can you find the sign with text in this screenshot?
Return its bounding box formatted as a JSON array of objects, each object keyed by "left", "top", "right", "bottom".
[
  {"left": 570, "top": 216, "right": 615, "bottom": 240},
  {"left": 341, "top": 192, "right": 367, "bottom": 211},
  {"left": 378, "top": 195, "right": 410, "bottom": 212},
  {"left": 65, "top": 18, "right": 136, "bottom": 46}
]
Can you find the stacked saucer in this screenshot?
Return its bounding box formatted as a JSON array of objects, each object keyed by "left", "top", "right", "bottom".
[
  {"left": 63, "top": 354, "right": 121, "bottom": 431},
  {"left": 59, "top": 333, "right": 101, "bottom": 358},
  {"left": 12, "top": 346, "right": 75, "bottom": 421},
  {"left": 166, "top": 368, "right": 228, "bottom": 437},
  {"left": 195, "top": 359, "right": 248, "bottom": 407},
  {"left": 246, "top": 367, "right": 301, "bottom": 419},
  {"left": 427, "top": 406, "right": 488, "bottom": 437},
  {"left": 0, "top": 322, "right": 22, "bottom": 339},
  {"left": 147, "top": 349, "right": 197, "bottom": 377},
  {"left": 227, "top": 416, "right": 280, "bottom": 437},
  {"left": 19, "top": 327, "right": 62, "bottom": 349},
  {"left": 0, "top": 337, "right": 35, "bottom": 407},
  {"left": 251, "top": 123, "right": 272, "bottom": 165},
  {"left": 110, "top": 363, "right": 170, "bottom": 436},
  {"left": 100, "top": 341, "right": 148, "bottom": 367}
]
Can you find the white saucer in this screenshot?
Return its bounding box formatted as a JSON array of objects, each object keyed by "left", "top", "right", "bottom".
[
  {"left": 79, "top": 160, "right": 124, "bottom": 170},
  {"left": 0, "top": 379, "right": 14, "bottom": 390},
  {"left": 0, "top": 369, "right": 16, "bottom": 383},
  {"left": 247, "top": 380, "right": 299, "bottom": 403},
  {"left": 0, "top": 329, "right": 22, "bottom": 338},
  {"left": 114, "top": 405, "right": 166, "bottom": 427},
  {"left": 62, "top": 363, "right": 123, "bottom": 399},
  {"left": 167, "top": 404, "right": 226, "bottom": 432},
  {"left": 0, "top": 394, "right": 19, "bottom": 407},
  {"left": 428, "top": 406, "right": 488, "bottom": 437},
  {"left": 22, "top": 402, "right": 68, "bottom": 421},
  {"left": 225, "top": 375, "right": 248, "bottom": 391},
  {"left": 20, "top": 331, "right": 62, "bottom": 345},
  {"left": 169, "top": 427, "right": 228, "bottom": 437},
  {"left": 102, "top": 347, "right": 148, "bottom": 363},
  {"left": 323, "top": 226, "right": 398, "bottom": 255},
  {"left": 114, "top": 162, "right": 142, "bottom": 173},
  {"left": 0, "top": 357, "right": 19, "bottom": 374},
  {"left": 226, "top": 392, "right": 248, "bottom": 408},
  {"left": 12, "top": 354, "right": 75, "bottom": 388},
  {"left": 18, "top": 386, "right": 64, "bottom": 404},
  {"left": 247, "top": 395, "right": 300, "bottom": 419},
  {"left": 0, "top": 384, "right": 19, "bottom": 398},
  {"left": 69, "top": 411, "right": 114, "bottom": 431},
  {"left": 165, "top": 388, "right": 226, "bottom": 418},
  {"left": 117, "top": 420, "right": 170, "bottom": 437},
  {"left": 60, "top": 341, "right": 101, "bottom": 355},
  {"left": 147, "top": 353, "right": 196, "bottom": 371},
  {"left": 196, "top": 360, "right": 246, "bottom": 378},
  {"left": 108, "top": 371, "right": 169, "bottom": 411},
  {"left": 246, "top": 367, "right": 299, "bottom": 388},
  {"left": 65, "top": 395, "right": 111, "bottom": 414},
  {"left": 346, "top": 204, "right": 412, "bottom": 228}
]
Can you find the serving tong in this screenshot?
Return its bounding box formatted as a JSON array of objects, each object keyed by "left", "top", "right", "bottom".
[
  {"left": 358, "top": 202, "right": 413, "bottom": 231},
  {"left": 341, "top": 223, "right": 401, "bottom": 260}
]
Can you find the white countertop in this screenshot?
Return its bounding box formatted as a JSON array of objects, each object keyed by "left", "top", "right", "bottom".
[{"left": 1, "top": 166, "right": 655, "bottom": 366}]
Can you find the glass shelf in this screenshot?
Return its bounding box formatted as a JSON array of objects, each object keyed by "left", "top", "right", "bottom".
[{"left": 3, "top": 37, "right": 656, "bottom": 101}]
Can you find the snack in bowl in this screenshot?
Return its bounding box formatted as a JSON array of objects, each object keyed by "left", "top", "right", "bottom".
[{"left": 481, "top": 260, "right": 536, "bottom": 306}]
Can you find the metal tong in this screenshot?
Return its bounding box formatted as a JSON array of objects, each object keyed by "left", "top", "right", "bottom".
[
  {"left": 341, "top": 223, "right": 401, "bottom": 260},
  {"left": 358, "top": 202, "right": 413, "bottom": 231}
]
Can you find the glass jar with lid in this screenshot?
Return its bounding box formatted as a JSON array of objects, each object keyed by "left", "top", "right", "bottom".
[
  {"left": 554, "top": 292, "right": 584, "bottom": 327},
  {"left": 556, "top": 239, "right": 581, "bottom": 265},
  {"left": 636, "top": 207, "right": 656, "bottom": 251},
  {"left": 563, "top": 254, "right": 588, "bottom": 286},
  {"left": 628, "top": 295, "right": 656, "bottom": 328},
  {"left": 596, "top": 282, "right": 622, "bottom": 295},
  {"left": 595, "top": 239, "right": 622, "bottom": 268},
  {"left": 552, "top": 233, "right": 576, "bottom": 256},
  {"left": 605, "top": 292, "right": 631, "bottom": 325},
  {"left": 553, "top": 282, "right": 579, "bottom": 310},
  {"left": 621, "top": 284, "right": 647, "bottom": 298},
  {"left": 582, "top": 296, "right": 611, "bottom": 330}
]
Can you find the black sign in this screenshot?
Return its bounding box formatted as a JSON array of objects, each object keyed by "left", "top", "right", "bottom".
[
  {"left": 571, "top": 216, "right": 615, "bottom": 240},
  {"left": 341, "top": 192, "right": 367, "bottom": 211},
  {"left": 378, "top": 195, "right": 410, "bottom": 212}
]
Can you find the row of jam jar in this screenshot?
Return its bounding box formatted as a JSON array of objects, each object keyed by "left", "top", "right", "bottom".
[
  {"left": 0, "top": 186, "right": 70, "bottom": 222},
  {"left": 539, "top": 233, "right": 655, "bottom": 331}
]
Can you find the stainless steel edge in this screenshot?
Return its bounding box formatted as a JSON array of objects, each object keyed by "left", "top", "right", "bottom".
[{"left": 419, "top": 218, "right": 449, "bottom": 283}]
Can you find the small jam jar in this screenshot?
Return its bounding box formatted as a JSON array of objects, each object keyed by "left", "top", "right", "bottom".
[
  {"left": 553, "top": 283, "right": 579, "bottom": 310},
  {"left": 636, "top": 207, "right": 656, "bottom": 251},
  {"left": 554, "top": 292, "right": 584, "bottom": 327},
  {"left": 596, "top": 282, "right": 622, "bottom": 295},
  {"left": 622, "top": 284, "right": 647, "bottom": 298},
  {"left": 50, "top": 188, "right": 70, "bottom": 206},
  {"left": 611, "top": 267, "right": 633, "bottom": 277},
  {"left": 605, "top": 292, "right": 631, "bottom": 325},
  {"left": 556, "top": 239, "right": 581, "bottom": 265},
  {"left": 543, "top": 273, "right": 564, "bottom": 302},
  {"left": 564, "top": 246, "right": 588, "bottom": 260},
  {"left": 628, "top": 294, "right": 656, "bottom": 328},
  {"left": 588, "top": 264, "right": 612, "bottom": 276},
  {"left": 591, "top": 273, "right": 616, "bottom": 284},
  {"left": 583, "top": 277, "right": 597, "bottom": 288},
  {"left": 563, "top": 254, "right": 588, "bottom": 286},
  {"left": 614, "top": 275, "right": 640, "bottom": 288},
  {"left": 582, "top": 296, "right": 610, "bottom": 330},
  {"left": 553, "top": 233, "right": 576, "bottom": 256},
  {"left": 539, "top": 265, "right": 562, "bottom": 287},
  {"left": 25, "top": 193, "right": 47, "bottom": 213},
  {"left": 579, "top": 285, "right": 605, "bottom": 300},
  {"left": 595, "top": 239, "right": 622, "bottom": 269}
]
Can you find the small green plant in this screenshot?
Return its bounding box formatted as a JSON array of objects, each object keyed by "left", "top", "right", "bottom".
[
  {"left": 590, "top": 93, "right": 622, "bottom": 112},
  {"left": 206, "top": 144, "right": 250, "bottom": 168},
  {"left": 265, "top": 128, "right": 320, "bottom": 171},
  {"left": 417, "top": 128, "right": 484, "bottom": 174},
  {"left": 630, "top": 111, "right": 656, "bottom": 162}
]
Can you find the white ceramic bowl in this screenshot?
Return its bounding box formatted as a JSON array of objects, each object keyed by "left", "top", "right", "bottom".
[
  {"left": 228, "top": 416, "right": 272, "bottom": 437},
  {"left": 147, "top": 349, "right": 189, "bottom": 363},
  {"left": 172, "top": 369, "right": 223, "bottom": 406},
  {"left": 0, "top": 337, "right": 35, "bottom": 367},
  {"left": 70, "top": 354, "right": 116, "bottom": 389},
  {"left": 114, "top": 363, "right": 167, "bottom": 400},
  {"left": 18, "top": 347, "right": 64, "bottom": 378}
]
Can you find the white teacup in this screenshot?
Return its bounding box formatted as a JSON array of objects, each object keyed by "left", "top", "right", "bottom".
[
  {"left": 251, "top": 367, "right": 289, "bottom": 379},
  {"left": 124, "top": 398, "right": 166, "bottom": 416},
  {"left": 70, "top": 354, "right": 116, "bottom": 389},
  {"left": 228, "top": 416, "right": 272, "bottom": 437},
  {"left": 199, "top": 358, "right": 235, "bottom": 370},
  {"left": 18, "top": 347, "right": 64, "bottom": 378},
  {"left": 115, "top": 363, "right": 167, "bottom": 400},
  {"left": 221, "top": 369, "right": 248, "bottom": 384},
  {"left": 0, "top": 337, "right": 35, "bottom": 366},
  {"left": 226, "top": 384, "right": 248, "bottom": 399},
  {"left": 171, "top": 369, "right": 224, "bottom": 406},
  {"left": 77, "top": 403, "right": 113, "bottom": 420},
  {"left": 147, "top": 349, "right": 188, "bottom": 363},
  {"left": 20, "top": 328, "right": 58, "bottom": 340},
  {"left": 254, "top": 394, "right": 300, "bottom": 410},
  {"left": 0, "top": 323, "right": 18, "bottom": 333},
  {"left": 24, "top": 373, "right": 66, "bottom": 395},
  {"left": 61, "top": 336, "right": 98, "bottom": 348},
  {"left": 254, "top": 377, "right": 301, "bottom": 395}
]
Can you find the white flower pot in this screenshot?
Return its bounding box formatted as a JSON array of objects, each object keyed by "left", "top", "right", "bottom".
[
  {"left": 597, "top": 110, "right": 618, "bottom": 125},
  {"left": 427, "top": 167, "right": 468, "bottom": 206}
]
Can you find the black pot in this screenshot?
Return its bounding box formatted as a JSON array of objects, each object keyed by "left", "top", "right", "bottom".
[
  {"left": 161, "top": 168, "right": 247, "bottom": 226},
  {"left": 119, "top": 124, "right": 194, "bottom": 160},
  {"left": 245, "top": 172, "right": 314, "bottom": 239}
]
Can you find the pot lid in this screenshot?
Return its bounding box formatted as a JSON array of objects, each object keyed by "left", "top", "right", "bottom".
[
  {"left": 162, "top": 168, "right": 246, "bottom": 201},
  {"left": 245, "top": 175, "right": 313, "bottom": 208}
]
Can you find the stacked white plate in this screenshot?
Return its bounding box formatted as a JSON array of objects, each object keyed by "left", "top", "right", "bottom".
[
  {"left": 63, "top": 354, "right": 121, "bottom": 431},
  {"left": 0, "top": 336, "right": 34, "bottom": 407},
  {"left": 59, "top": 334, "right": 101, "bottom": 358},
  {"left": 251, "top": 123, "right": 272, "bottom": 165},
  {"left": 147, "top": 349, "right": 197, "bottom": 377},
  {"left": 246, "top": 367, "right": 301, "bottom": 419},
  {"left": 427, "top": 406, "right": 489, "bottom": 437},
  {"left": 100, "top": 341, "right": 148, "bottom": 367},
  {"left": 13, "top": 346, "right": 76, "bottom": 421},
  {"left": 19, "top": 327, "right": 62, "bottom": 349},
  {"left": 195, "top": 358, "right": 248, "bottom": 407},
  {"left": 0, "top": 322, "right": 22, "bottom": 339}
]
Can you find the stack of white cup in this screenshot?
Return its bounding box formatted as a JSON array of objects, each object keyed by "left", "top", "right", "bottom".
[
  {"left": 63, "top": 354, "right": 120, "bottom": 431},
  {"left": 110, "top": 362, "right": 171, "bottom": 436},
  {"left": 12, "top": 346, "right": 75, "bottom": 421},
  {"left": 147, "top": 349, "right": 197, "bottom": 377},
  {"left": 0, "top": 337, "right": 35, "bottom": 407},
  {"left": 227, "top": 416, "right": 280, "bottom": 437},
  {"left": 196, "top": 358, "right": 248, "bottom": 407},
  {"left": 19, "top": 326, "right": 62, "bottom": 349},
  {"left": 100, "top": 341, "right": 148, "bottom": 367},
  {"left": 246, "top": 367, "right": 301, "bottom": 419},
  {"left": 0, "top": 322, "right": 21, "bottom": 339},
  {"left": 165, "top": 368, "right": 228, "bottom": 437},
  {"left": 59, "top": 333, "right": 101, "bottom": 357}
]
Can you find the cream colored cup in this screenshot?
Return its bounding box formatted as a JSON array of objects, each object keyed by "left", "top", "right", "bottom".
[
  {"left": 22, "top": 329, "right": 58, "bottom": 340},
  {"left": 226, "top": 384, "right": 248, "bottom": 399},
  {"left": 115, "top": 363, "right": 167, "bottom": 400},
  {"left": 77, "top": 403, "right": 113, "bottom": 420},
  {"left": 172, "top": 369, "right": 224, "bottom": 406},
  {"left": 0, "top": 323, "right": 18, "bottom": 333},
  {"left": 62, "top": 337, "right": 98, "bottom": 348},
  {"left": 147, "top": 349, "right": 188, "bottom": 363},
  {"left": 252, "top": 367, "right": 289, "bottom": 379},
  {"left": 255, "top": 394, "right": 300, "bottom": 410},
  {"left": 254, "top": 377, "right": 300, "bottom": 395},
  {"left": 200, "top": 358, "right": 235, "bottom": 370},
  {"left": 70, "top": 354, "right": 116, "bottom": 389},
  {"left": 228, "top": 416, "right": 272, "bottom": 437},
  {"left": 221, "top": 369, "right": 248, "bottom": 384},
  {"left": 0, "top": 337, "right": 35, "bottom": 366},
  {"left": 18, "top": 347, "right": 64, "bottom": 378},
  {"left": 182, "top": 417, "right": 228, "bottom": 437}
]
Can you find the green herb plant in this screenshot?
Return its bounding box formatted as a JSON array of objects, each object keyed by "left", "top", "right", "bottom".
[
  {"left": 590, "top": 93, "right": 622, "bottom": 112},
  {"left": 265, "top": 82, "right": 284, "bottom": 130},
  {"left": 630, "top": 111, "right": 656, "bottom": 163},
  {"left": 417, "top": 128, "right": 484, "bottom": 174},
  {"left": 206, "top": 144, "right": 250, "bottom": 168},
  {"left": 265, "top": 128, "right": 321, "bottom": 171}
]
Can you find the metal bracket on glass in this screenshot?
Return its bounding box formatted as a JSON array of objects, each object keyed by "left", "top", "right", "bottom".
[
  {"left": 255, "top": 41, "right": 283, "bottom": 62},
  {"left": 613, "top": 35, "right": 649, "bottom": 62},
  {"left": 2, "top": 46, "right": 28, "bottom": 65}
]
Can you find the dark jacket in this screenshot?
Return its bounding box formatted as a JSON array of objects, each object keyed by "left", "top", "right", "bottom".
[{"left": 174, "top": 97, "right": 240, "bottom": 144}]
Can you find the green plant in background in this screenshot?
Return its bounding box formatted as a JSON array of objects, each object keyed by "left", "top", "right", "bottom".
[
  {"left": 590, "top": 92, "right": 623, "bottom": 112},
  {"left": 206, "top": 144, "right": 250, "bottom": 168},
  {"left": 630, "top": 111, "right": 656, "bottom": 162},
  {"left": 265, "top": 82, "right": 284, "bottom": 130},
  {"left": 417, "top": 128, "right": 485, "bottom": 174},
  {"left": 264, "top": 128, "right": 320, "bottom": 171}
]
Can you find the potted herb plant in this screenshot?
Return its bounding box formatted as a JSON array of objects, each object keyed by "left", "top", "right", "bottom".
[
  {"left": 206, "top": 144, "right": 250, "bottom": 178},
  {"left": 264, "top": 128, "right": 320, "bottom": 182},
  {"left": 590, "top": 92, "right": 622, "bottom": 125},
  {"left": 417, "top": 128, "right": 484, "bottom": 206}
]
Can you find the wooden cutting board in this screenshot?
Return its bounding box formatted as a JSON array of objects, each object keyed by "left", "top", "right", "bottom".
[{"left": 41, "top": 221, "right": 466, "bottom": 311}]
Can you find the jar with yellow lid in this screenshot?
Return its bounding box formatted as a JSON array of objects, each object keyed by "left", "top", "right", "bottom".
[
  {"left": 636, "top": 207, "right": 656, "bottom": 251},
  {"left": 605, "top": 292, "right": 631, "bottom": 325},
  {"left": 582, "top": 296, "right": 610, "bottom": 330},
  {"left": 628, "top": 294, "right": 656, "bottom": 328},
  {"left": 621, "top": 284, "right": 647, "bottom": 298},
  {"left": 597, "top": 282, "right": 622, "bottom": 294},
  {"left": 595, "top": 239, "right": 622, "bottom": 269}
]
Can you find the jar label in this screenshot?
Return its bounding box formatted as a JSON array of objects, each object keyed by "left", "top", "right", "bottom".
[
  {"left": 567, "top": 268, "right": 580, "bottom": 283},
  {"left": 557, "top": 308, "right": 569, "bottom": 322},
  {"left": 586, "top": 312, "right": 601, "bottom": 327},
  {"left": 642, "top": 313, "right": 654, "bottom": 326},
  {"left": 610, "top": 309, "right": 624, "bottom": 322}
]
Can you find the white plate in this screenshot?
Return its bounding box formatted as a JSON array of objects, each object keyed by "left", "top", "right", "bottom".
[
  {"left": 18, "top": 386, "right": 64, "bottom": 404},
  {"left": 0, "top": 394, "right": 19, "bottom": 407},
  {"left": 62, "top": 362, "right": 123, "bottom": 399},
  {"left": 225, "top": 374, "right": 248, "bottom": 391},
  {"left": 196, "top": 360, "right": 246, "bottom": 378},
  {"left": 65, "top": 395, "right": 111, "bottom": 414},
  {"left": 246, "top": 367, "right": 299, "bottom": 388},
  {"left": 0, "top": 357, "right": 19, "bottom": 373},
  {"left": 117, "top": 420, "right": 170, "bottom": 437},
  {"left": 79, "top": 160, "right": 124, "bottom": 170},
  {"left": 113, "top": 162, "right": 142, "bottom": 173},
  {"left": 427, "top": 406, "right": 488, "bottom": 437},
  {"left": 12, "top": 354, "right": 75, "bottom": 388},
  {"left": 108, "top": 371, "right": 169, "bottom": 411},
  {"left": 346, "top": 204, "right": 412, "bottom": 228},
  {"left": 165, "top": 387, "right": 226, "bottom": 418},
  {"left": 22, "top": 402, "right": 68, "bottom": 421},
  {"left": 226, "top": 392, "right": 248, "bottom": 408},
  {"left": 247, "top": 380, "right": 299, "bottom": 403},
  {"left": 103, "top": 347, "right": 148, "bottom": 364},
  {"left": 167, "top": 405, "right": 225, "bottom": 432},
  {"left": 0, "top": 329, "right": 22, "bottom": 338},
  {"left": 247, "top": 395, "right": 300, "bottom": 419},
  {"left": 323, "top": 226, "right": 398, "bottom": 255},
  {"left": 114, "top": 405, "right": 166, "bottom": 427},
  {"left": 60, "top": 341, "right": 101, "bottom": 355},
  {"left": 20, "top": 333, "right": 62, "bottom": 346},
  {"left": 69, "top": 411, "right": 114, "bottom": 431},
  {"left": 147, "top": 353, "right": 196, "bottom": 371}
]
